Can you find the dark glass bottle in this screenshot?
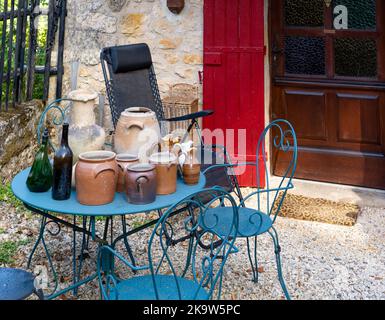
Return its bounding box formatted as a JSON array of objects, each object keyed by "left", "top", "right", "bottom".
[
  {"left": 52, "top": 123, "right": 73, "bottom": 200},
  {"left": 26, "top": 128, "right": 53, "bottom": 192}
]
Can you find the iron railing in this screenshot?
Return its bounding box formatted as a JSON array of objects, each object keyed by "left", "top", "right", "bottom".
[{"left": 0, "top": 0, "right": 66, "bottom": 112}]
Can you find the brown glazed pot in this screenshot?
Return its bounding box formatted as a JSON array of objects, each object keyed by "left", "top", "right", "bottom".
[
  {"left": 75, "top": 151, "right": 118, "bottom": 206},
  {"left": 125, "top": 163, "right": 157, "bottom": 205},
  {"left": 149, "top": 152, "right": 178, "bottom": 195},
  {"left": 116, "top": 154, "right": 139, "bottom": 192}
]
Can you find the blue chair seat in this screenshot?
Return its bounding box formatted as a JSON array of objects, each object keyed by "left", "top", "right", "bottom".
[
  {"left": 0, "top": 268, "right": 36, "bottom": 300},
  {"left": 110, "top": 275, "right": 209, "bottom": 300},
  {"left": 203, "top": 207, "right": 273, "bottom": 238}
]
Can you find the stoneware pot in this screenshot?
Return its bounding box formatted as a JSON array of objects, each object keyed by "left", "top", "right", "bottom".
[
  {"left": 125, "top": 163, "right": 157, "bottom": 205},
  {"left": 114, "top": 107, "right": 161, "bottom": 163},
  {"left": 116, "top": 153, "right": 139, "bottom": 192},
  {"left": 75, "top": 151, "right": 118, "bottom": 206},
  {"left": 149, "top": 152, "right": 177, "bottom": 195},
  {"left": 67, "top": 89, "right": 106, "bottom": 163}
]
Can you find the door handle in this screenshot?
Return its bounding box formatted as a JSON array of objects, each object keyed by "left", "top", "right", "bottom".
[
  {"left": 272, "top": 46, "right": 283, "bottom": 62},
  {"left": 272, "top": 48, "right": 283, "bottom": 54}
]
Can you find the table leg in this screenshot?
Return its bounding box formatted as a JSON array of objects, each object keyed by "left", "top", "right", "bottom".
[
  {"left": 120, "top": 215, "right": 137, "bottom": 268},
  {"left": 28, "top": 215, "right": 59, "bottom": 297},
  {"left": 72, "top": 216, "right": 77, "bottom": 296},
  {"left": 73, "top": 216, "right": 90, "bottom": 297},
  {"left": 24, "top": 207, "right": 104, "bottom": 300}
]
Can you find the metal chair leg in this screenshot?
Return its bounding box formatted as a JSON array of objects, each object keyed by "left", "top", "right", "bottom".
[
  {"left": 34, "top": 288, "right": 45, "bottom": 300},
  {"left": 268, "top": 228, "right": 291, "bottom": 300},
  {"left": 246, "top": 237, "right": 259, "bottom": 283}
]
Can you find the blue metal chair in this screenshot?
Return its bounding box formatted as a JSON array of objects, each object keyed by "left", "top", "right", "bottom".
[
  {"left": 97, "top": 188, "right": 238, "bottom": 300},
  {"left": 0, "top": 268, "right": 44, "bottom": 300},
  {"left": 202, "top": 119, "right": 298, "bottom": 300}
]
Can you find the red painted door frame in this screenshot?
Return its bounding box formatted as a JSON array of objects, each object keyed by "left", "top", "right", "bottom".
[{"left": 202, "top": 0, "right": 266, "bottom": 187}]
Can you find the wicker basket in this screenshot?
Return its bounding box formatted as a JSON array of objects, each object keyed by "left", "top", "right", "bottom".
[{"left": 163, "top": 84, "right": 199, "bottom": 133}]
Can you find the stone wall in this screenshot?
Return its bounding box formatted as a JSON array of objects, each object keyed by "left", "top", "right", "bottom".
[
  {"left": 0, "top": 101, "right": 45, "bottom": 183},
  {"left": 61, "top": 0, "right": 204, "bottom": 129}
]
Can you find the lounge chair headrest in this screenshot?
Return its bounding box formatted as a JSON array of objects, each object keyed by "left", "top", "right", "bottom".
[{"left": 109, "top": 43, "right": 152, "bottom": 73}]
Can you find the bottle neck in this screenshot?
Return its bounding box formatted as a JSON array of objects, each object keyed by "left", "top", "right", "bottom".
[
  {"left": 41, "top": 136, "right": 48, "bottom": 147},
  {"left": 41, "top": 129, "right": 49, "bottom": 147},
  {"left": 61, "top": 124, "right": 69, "bottom": 146}
]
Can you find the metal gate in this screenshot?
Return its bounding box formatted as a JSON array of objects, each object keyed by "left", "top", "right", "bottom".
[{"left": 0, "top": 0, "right": 66, "bottom": 112}]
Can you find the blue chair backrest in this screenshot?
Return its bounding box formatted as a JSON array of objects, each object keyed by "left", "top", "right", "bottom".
[
  {"left": 255, "top": 119, "right": 298, "bottom": 223},
  {"left": 147, "top": 188, "right": 238, "bottom": 300}
]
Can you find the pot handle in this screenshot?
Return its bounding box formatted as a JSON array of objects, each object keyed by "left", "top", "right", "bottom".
[
  {"left": 126, "top": 121, "right": 144, "bottom": 131},
  {"left": 136, "top": 176, "right": 149, "bottom": 193},
  {"left": 167, "top": 161, "right": 177, "bottom": 169},
  {"left": 94, "top": 163, "right": 117, "bottom": 178}
]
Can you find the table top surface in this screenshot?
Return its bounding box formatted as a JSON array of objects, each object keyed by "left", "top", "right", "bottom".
[{"left": 12, "top": 168, "right": 206, "bottom": 217}]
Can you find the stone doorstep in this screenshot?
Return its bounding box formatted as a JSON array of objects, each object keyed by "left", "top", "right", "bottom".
[{"left": 269, "top": 175, "right": 385, "bottom": 208}]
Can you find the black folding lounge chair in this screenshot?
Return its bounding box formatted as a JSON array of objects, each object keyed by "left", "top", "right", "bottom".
[{"left": 100, "top": 43, "right": 213, "bottom": 141}]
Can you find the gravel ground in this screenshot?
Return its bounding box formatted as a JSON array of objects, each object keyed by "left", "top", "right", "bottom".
[{"left": 1, "top": 193, "right": 385, "bottom": 300}]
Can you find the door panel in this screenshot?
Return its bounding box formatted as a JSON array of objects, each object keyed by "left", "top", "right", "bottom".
[
  {"left": 203, "top": 0, "right": 265, "bottom": 187},
  {"left": 336, "top": 93, "right": 380, "bottom": 145},
  {"left": 284, "top": 90, "right": 327, "bottom": 140},
  {"left": 271, "top": 0, "right": 385, "bottom": 189}
]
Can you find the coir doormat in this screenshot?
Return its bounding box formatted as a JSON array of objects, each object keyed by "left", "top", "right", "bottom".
[{"left": 276, "top": 193, "right": 360, "bottom": 226}]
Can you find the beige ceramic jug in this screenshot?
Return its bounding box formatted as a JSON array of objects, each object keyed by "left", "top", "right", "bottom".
[{"left": 67, "top": 89, "right": 106, "bottom": 163}]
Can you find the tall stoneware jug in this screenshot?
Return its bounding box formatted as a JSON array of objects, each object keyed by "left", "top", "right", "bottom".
[
  {"left": 75, "top": 151, "right": 118, "bottom": 205},
  {"left": 149, "top": 152, "right": 177, "bottom": 195},
  {"left": 68, "top": 89, "right": 106, "bottom": 163},
  {"left": 114, "top": 107, "right": 161, "bottom": 163}
]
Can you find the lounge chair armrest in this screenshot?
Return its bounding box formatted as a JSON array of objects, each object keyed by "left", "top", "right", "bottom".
[
  {"left": 165, "top": 110, "right": 214, "bottom": 122},
  {"left": 202, "top": 162, "right": 257, "bottom": 175}
]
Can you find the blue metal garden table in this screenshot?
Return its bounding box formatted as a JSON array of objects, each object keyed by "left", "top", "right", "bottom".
[{"left": 11, "top": 168, "right": 206, "bottom": 300}]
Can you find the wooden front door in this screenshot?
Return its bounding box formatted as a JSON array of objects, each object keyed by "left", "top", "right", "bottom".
[
  {"left": 271, "top": 0, "right": 385, "bottom": 189},
  {"left": 203, "top": 0, "right": 265, "bottom": 187}
]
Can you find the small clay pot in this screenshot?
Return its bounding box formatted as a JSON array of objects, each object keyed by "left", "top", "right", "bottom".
[
  {"left": 75, "top": 151, "right": 118, "bottom": 206},
  {"left": 149, "top": 152, "right": 178, "bottom": 195},
  {"left": 183, "top": 164, "right": 201, "bottom": 185},
  {"left": 182, "top": 149, "right": 201, "bottom": 185},
  {"left": 125, "top": 163, "right": 157, "bottom": 205},
  {"left": 116, "top": 154, "right": 139, "bottom": 192}
]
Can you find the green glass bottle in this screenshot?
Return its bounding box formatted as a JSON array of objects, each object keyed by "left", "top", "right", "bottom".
[{"left": 26, "top": 128, "right": 53, "bottom": 193}]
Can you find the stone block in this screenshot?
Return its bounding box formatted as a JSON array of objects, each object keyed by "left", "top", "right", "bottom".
[
  {"left": 0, "top": 100, "right": 45, "bottom": 182},
  {"left": 121, "top": 14, "right": 145, "bottom": 35},
  {"left": 183, "top": 54, "right": 203, "bottom": 65},
  {"left": 159, "top": 38, "right": 182, "bottom": 50}
]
